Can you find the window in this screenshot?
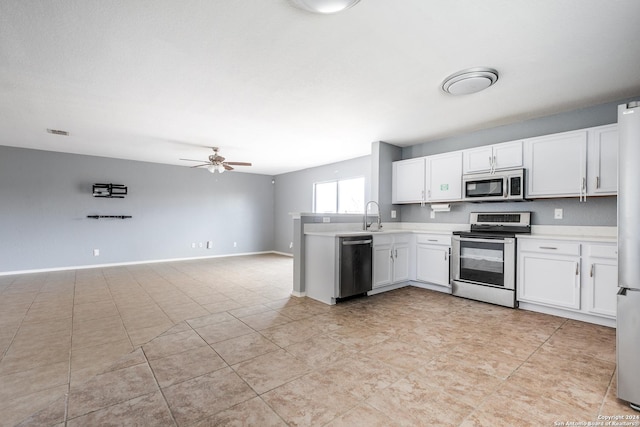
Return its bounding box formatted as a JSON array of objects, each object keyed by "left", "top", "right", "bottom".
[{"left": 313, "top": 177, "right": 365, "bottom": 213}]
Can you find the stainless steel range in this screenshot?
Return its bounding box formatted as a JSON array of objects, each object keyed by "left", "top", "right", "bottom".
[{"left": 451, "top": 212, "right": 531, "bottom": 308}]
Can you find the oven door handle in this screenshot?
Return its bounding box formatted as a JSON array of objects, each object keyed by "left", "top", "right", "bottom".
[{"left": 457, "top": 237, "right": 512, "bottom": 244}]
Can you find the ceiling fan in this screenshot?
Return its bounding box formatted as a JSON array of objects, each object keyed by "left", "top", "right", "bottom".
[{"left": 180, "top": 147, "right": 252, "bottom": 173}]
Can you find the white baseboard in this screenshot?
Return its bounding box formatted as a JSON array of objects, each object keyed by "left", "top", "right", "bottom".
[
  {"left": 0, "top": 251, "right": 285, "bottom": 276},
  {"left": 291, "top": 291, "right": 306, "bottom": 297},
  {"left": 271, "top": 251, "right": 293, "bottom": 257}
]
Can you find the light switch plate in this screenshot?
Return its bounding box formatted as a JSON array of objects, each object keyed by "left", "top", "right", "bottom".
[
  {"left": 391, "top": 210, "right": 397, "bottom": 219},
  {"left": 323, "top": 217, "right": 330, "bottom": 223},
  {"left": 554, "top": 208, "right": 563, "bottom": 219}
]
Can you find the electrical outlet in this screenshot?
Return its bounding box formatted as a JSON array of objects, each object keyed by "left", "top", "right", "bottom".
[
  {"left": 233, "top": 242, "right": 237, "bottom": 248},
  {"left": 554, "top": 208, "right": 563, "bottom": 219},
  {"left": 93, "top": 249, "right": 100, "bottom": 256},
  {"left": 430, "top": 210, "right": 436, "bottom": 219},
  {"left": 289, "top": 242, "right": 293, "bottom": 249},
  {"left": 391, "top": 210, "right": 396, "bottom": 219},
  {"left": 191, "top": 243, "right": 196, "bottom": 249},
  {"left": 322, "top": 217, "right": 330, "bottom": 223}
]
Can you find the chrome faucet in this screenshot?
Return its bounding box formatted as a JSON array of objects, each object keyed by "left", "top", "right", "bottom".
[{"left": 363, "top": 201, "right": 382, "bottom": 231}]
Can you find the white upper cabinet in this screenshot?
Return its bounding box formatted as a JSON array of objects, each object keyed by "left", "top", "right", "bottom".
[
  {"left": 524, "top": 130, "right": 588, "bottom": 198},
  {"left": 426, "top": 151, "right": 463, "bottom": 202},
  {"left": 392, "top": 158, "right": 425, "bottom": 204},
  {"left": 587, "top": 124, "right": 618, "bottom": 196},
  {"left": 463, "top": 141, "right": 523, "bottom": 174},
  {"left": 392, "top": 152, "right": 462, "bottom": 204}
]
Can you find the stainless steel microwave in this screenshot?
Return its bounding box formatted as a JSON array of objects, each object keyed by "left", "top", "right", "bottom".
[{"left": 462, "top": 168, "right": 525, "bottom": 202}]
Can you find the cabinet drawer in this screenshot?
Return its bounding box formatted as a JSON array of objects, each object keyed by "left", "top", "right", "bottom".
[
  {"left": 587, "top": 244, "right": 617, "bottom": 259},
  {"left": 519, "top": 239, "right": 580, "bottom": 256},
  {"left": 416, "top": 234, "right": 451, "bottom": 245}
]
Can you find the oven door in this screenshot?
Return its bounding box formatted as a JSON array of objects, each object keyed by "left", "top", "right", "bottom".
[{"left": 452, "top": 236, "right": 515, "bottom": 290}]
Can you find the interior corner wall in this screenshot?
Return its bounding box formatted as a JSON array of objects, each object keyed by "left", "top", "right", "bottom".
[
  {"left": 371, "top": 141, "right": 403, "bottom": 222},
  {"left": 273, "top": 156, "right": 371, "bottom": 255},
  {"left": 0, "top": 146, "right": 275, "bottom": 274}
]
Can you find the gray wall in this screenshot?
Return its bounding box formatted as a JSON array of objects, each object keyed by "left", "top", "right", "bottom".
[
  {"left": 273, "top": 156, "right": 371, "bottom": 254},
  {"left": 395, "top": 98, "right": 640, "bottom": 226},
  {"left": 0, "top": 146, "right": 275, "bottom": 273},
  {"left": 371, "top": 141, "right": 403, "bottom": 223}
]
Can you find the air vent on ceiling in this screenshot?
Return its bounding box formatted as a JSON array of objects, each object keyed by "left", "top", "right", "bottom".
[{"left": 46, "top": 128, "right": 70, "bottom": 136}]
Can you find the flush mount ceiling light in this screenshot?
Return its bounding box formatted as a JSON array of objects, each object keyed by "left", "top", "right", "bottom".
[
  {"left": 441, "top": 67, "right": 499, "bottom": 95},
  {"left": 289, "top": 0, "right": 361, "bottom": 14}
]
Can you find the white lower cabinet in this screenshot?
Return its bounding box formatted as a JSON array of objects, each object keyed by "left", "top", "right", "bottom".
[
  {"left": 415, "top": 234, "right": 450, "bottom": 287},
  {"left": 517, "top": 238, "right": 617, "bottom": 325},
  {"left": 585, "top": 244, "right": 618, "bottom": 318},
  {"left": 372, "top": 234, "right": 411, "bottom": 290},
  {"left": 518, "top": 244, "right": 581, "bottom": 310},
  {"left": 373, "top": 241, "right": 393, "bottom": 288}
]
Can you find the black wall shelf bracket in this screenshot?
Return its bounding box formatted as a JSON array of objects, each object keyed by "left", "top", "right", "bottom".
[
  {"left": 87, "top": 215, "right": 132, "bottom": 219},
  {"left": 93, "top": 183, "right": 127, "bottom": 198}
]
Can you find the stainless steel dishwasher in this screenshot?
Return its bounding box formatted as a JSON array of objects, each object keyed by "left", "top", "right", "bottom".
[{"left": 338, "top": 235, "right": 373, "bottom": 299}]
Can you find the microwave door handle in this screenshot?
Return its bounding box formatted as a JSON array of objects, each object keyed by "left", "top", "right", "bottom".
[{"left": 504, "top": 177, "right": 509, "bottom": 199}]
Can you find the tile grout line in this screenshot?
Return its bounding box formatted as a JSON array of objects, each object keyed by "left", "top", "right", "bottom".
[
  {"left": 63, "top": 269, "right": 78, "bottom": 427},
  {"left": 140, "top": 345, "right": 180, "bottom": 427},
  {"left": 100, "top": 268, "right": 137, "bottom": 351}
]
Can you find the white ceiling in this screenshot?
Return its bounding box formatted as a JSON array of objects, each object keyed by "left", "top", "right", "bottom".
[{"left": 1, "top": 0, "right": 640, "bottom": 175}]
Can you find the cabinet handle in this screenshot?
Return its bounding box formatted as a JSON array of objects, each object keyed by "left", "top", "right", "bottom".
[
  {"left": 390, "top": 250, "right": 394, "bottom": 261},
  {"left": 427, "top": 239, "right": 438, "bottom": 242},
  {"left": 590, "top": 264, "right": 594, "bottom": 277},
  {"left": 539, "top": 246, "right": 558, "bottom": 250},
  {"left": 576, "top": 262, "right": 579, "bottom": 276},
  {"left": 492, "top": 155, "right": 496, "bottom": 173},
  {"left": 394, "top": 249, "right": 398, "bottom": 258},
  {"left": 596, "top": 176, "right": 600, "bottom": 189},
  {"left": 428, "top": 190, "right": 431, "bottom": 198},
  {"left": 444, "top": 250, "right": 447, "bottom": 261},
  {"left": 581, "top": 177, "right": 586, "bottom": 202}
]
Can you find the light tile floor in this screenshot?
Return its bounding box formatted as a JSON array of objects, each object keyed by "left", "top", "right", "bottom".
[{"left": 1, "top": 254, "right": 637, "bottom": 426}]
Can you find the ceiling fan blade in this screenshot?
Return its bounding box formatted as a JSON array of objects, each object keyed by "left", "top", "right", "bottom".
[
  {"left": 223, "top": 164, "right": 234, "bottom": 171},
  {"left": 224, "top": 162, "right": 252, "bottom": 166},
  {"left": 180, "top": 158, "right": 206, "bottom": 162},
  {"left": 189, "top": 163, "right": 211, "bottom": 168}
]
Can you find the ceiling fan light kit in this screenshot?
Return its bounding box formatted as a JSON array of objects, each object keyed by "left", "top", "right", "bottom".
[
  {"left": 441, "top": 67, "right": 499, "bottom": 95},
  {"left": 180, "top": 147, "right": 251, "bottom": 174},
  {"left": 289, "top": 0, "right": 361, "bottom": 14}
]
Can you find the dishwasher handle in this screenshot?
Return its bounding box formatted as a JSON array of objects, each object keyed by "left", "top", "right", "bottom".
[{"left": 342, "top": 239, "right": 373, "bottom": 246}]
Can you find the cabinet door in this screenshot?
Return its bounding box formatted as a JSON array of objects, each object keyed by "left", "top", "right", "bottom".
[
  {"left": 416, "top": 244, "right": 449, "bottom": 286},
  {"left": 493, "top": 141, "right": 523, "bottom": 170},
  {"left": 392, "top": 158, "right": 426, "bottom": 204},
  {"left": 524, "top": 130, "right": 587, "bottom": 198},
  {"left": 588, "top": 125, "right": 618, "bottom": 195},
  {"left": 588, "top": 258, "right": 618, "bottom": 318},
  {"left": 373, "top": 244, "right": 393, "bottom": 288},
  {"left": 426, "top": 151, "right": 462, "bottom": 201},
  {"left": 518, "top": 253, "right": 581, "bottom": 310},
  {"left": 392, "top": 243, "right": 410, "bottom": 283},
  {"left": 463, "top": 146, "right": 493, "bottom": 174}
]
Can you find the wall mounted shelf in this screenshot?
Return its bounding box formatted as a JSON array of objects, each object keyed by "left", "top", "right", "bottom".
[
  {"left": 93, "top": 183, "right": 127, "bottom": 198},
  {"left": 87, "top": 215, "right": 132, "bottom": 219}
]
